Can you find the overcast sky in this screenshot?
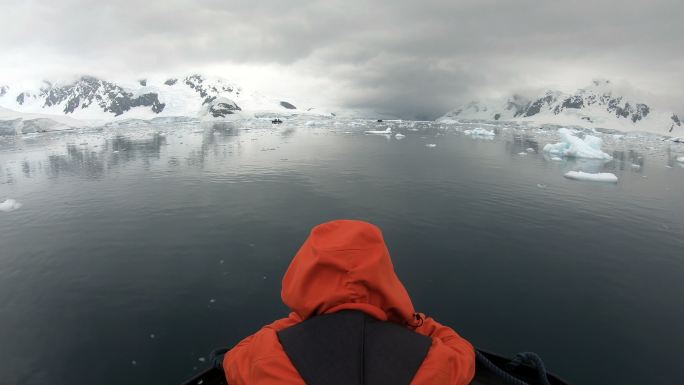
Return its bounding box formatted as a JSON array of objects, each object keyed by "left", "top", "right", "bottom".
[{"left": 1, "top": 0, "right": 682, "bottom": 119}]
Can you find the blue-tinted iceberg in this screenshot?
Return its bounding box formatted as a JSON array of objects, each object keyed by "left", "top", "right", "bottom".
[{"left": 543, "top": 128, "right": 612, "bottom": 160}]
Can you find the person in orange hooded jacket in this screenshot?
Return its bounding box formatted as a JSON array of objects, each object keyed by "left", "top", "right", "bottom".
[{"left": 224, "top": 219, "right": 475, "bottom": 385}]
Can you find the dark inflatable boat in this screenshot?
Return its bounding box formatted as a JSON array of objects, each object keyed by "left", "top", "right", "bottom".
[{"left": 180, "top": 349, "right": 569, "bottom": 385}]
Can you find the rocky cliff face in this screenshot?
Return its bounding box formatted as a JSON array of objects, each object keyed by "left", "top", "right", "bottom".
[{"left": 12, "top": 76, "right": 165, "bottom": 116}]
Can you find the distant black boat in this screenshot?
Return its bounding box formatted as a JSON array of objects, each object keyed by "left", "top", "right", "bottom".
[
  {"left": 377, "top": 119, "right": 383, "bottom": 122},
  {"left": 272, "top": 118, "right": 283, "bottom": 124}
]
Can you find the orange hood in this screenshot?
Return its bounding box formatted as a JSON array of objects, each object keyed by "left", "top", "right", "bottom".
[{"left": 281, "top": 220, "right": 417, "bottom": 325}]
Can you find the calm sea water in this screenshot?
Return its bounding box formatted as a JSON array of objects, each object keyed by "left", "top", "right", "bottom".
[{"left": 1, "top": 118, "right": 683, "bottom": 385}]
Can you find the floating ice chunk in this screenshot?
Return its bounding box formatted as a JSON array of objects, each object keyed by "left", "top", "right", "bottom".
[
  {"left": 394, "top": 133, "right": 405, "bottom": 139},
  {"left": 551, "top": 156, "right": 563, "bottom": 161},
  {"left": 518, "top": 152, "right": 527, "bottom": 156},
  {"left": 564, "top": 171, "right": 618, "bottom": 183},
  {"left": 543, "top": 128, "right": 612, "bottom": 160},
  {"left": 526, "top": 148, "right": 535, "bottom": 153},
  {"left": 677, "top": 156, "right": 684, "bottom": 163},
  {"left": 425, "top": 143, "right": 436, "bottom": 148},
  {"left": 365, "top": 127, "right": 392, "bottom": 135},
  {"left": 464, "top": 128, "right": 495, "bottom": 138},
  {"left": 537, "top": 184, "right": 547, "bottom": 188},
  {"left": 150, "top": 334, "right": 155, "bottom": 339},
  {"left": 0, "top": 199, "right": 22, "bottom": 212},
  {"left": 198, "top": 357, "right": 206, "bottom": 362}
]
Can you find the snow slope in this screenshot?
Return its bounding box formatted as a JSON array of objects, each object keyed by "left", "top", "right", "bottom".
[
  {"left": 439, "top": 80, "right": 682, "bottom": 135},
  {"left": 0, "top": 106, "right": 87, "bottom": 134}
]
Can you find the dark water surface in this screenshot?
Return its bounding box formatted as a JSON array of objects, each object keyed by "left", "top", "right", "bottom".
[{"left": 1, "top": 119, "right": 683, "bottom": 385}]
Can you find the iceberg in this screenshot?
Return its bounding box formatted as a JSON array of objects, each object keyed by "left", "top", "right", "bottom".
[
  {"left": 0, "top": 198, "right": 22, "bottom": 212},
  {"left": 365, "top": 127, "right": 392, "bottom": 135},
  {"left": 464, "top": 128, "right": 495, "bottom": 138},
  {"left": 543, "top": 128, "right": 612, "bottom": 160},
  {"left": 564, "top": 171, "right": 618, "bottom": 183}
]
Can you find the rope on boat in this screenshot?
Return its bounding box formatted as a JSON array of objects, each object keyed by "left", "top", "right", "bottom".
[{"left": 476, "top": 350, "right": 552, "bottom": 385}]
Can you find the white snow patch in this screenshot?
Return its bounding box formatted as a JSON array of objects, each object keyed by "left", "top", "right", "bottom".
[
  {"left": 543, "top": 128, "right": 612, "bottom": 160},
  {"left": 0, "top": 198, "right": 22, "bottom": 212},
  {"left": 564, "top": 171, "right": 618, "bottom": 183}
]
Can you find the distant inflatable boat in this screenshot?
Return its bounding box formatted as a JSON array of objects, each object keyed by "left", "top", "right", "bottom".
[{"left": 180, "top": 349, "right": 569, "bottom": 385}]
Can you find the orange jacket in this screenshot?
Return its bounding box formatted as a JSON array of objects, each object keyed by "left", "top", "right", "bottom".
[{"left": 224, "top": 220, "right": 475, "bottom": 385}]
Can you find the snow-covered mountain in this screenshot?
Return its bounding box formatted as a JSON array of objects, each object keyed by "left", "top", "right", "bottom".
[
  {"left": 0, "top": 74, "right": 320, "bottom": 124},
  {"left": 439, "top": 80, "right": 682, "bottom": 134}
]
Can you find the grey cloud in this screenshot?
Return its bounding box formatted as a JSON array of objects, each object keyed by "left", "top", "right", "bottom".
[{"left": 1, "top": 0, "right": 683, "bottom": 119}]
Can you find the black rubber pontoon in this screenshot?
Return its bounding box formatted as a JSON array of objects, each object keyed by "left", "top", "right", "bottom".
[{"left": 179, "top": 350, "right": 569, "bottom": 385}]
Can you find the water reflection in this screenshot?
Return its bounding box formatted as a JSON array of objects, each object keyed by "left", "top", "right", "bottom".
[{"left": 0, "top": 123, "right": 248, "bottom": 183}]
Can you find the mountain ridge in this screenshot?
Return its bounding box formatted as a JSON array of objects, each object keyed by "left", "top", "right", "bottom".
[
  {"left": 0, "top": 74, "right": 315, "bottom": 123},
  {"left": 439, "top": 80, "right": 681, "bottom": 134}
]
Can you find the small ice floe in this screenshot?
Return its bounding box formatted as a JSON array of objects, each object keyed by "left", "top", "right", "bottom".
[
  {"left": 526, "top": 147, "right": 535, "bottom": 153},
  {"left": 209, "top": 299, "right": 215, "bottom": 303},
  {"left": 150, "top": 334, "right": 155, "bottom": 339},
  {"left": 425, "top": 143, "right": 437, "bottom": 148},
  {"left": 676, "top": 156, "right": 684, "bottom": 163},
  {"left": 631, "top": 164, "right": 641, "bottom": 170},
  {"left": 564, "top": 171, "right": 618, "bottom": 183},
  {"left": 131, "top": 360, "right": 137, "bottom": 366},
  {"left": 395, "top": 133, "right": 405, "bottom": 139},
  {"left": 198, "top": 357, "right": 206, "bottom": 362},
  {"left": 551, "top": 156, "right": 563, "bottom": 161},
  {"left": 537, "top": 184, "right": 547, "bottom": 189},
  {"left": 464, "top": 128, "right": 495, "bottom": 138},
  {"left": 543, "top": 128, "right": 612, "bottom": 160},
  {"left": 0, "top": 199, "right": 22, "bottom": 212},
  {"left": 518, "top": 152, "right": 527, "bottom": 156},
  {"left": 365, "top": 127, "right": 392, "bottom": 135}
]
